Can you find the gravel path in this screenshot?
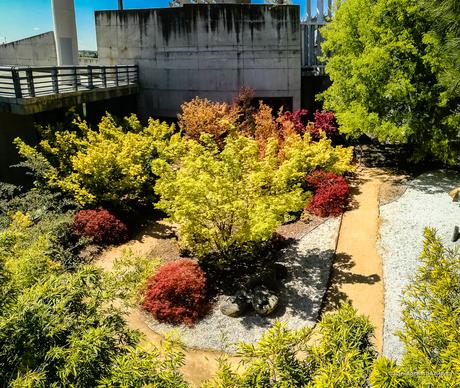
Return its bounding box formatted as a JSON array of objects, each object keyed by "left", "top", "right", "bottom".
[
  {"left": 145, "top": 217, "right": 341, "bottom": 351},
  {"left": 379, "top": 170, "right": 460, "bottom": 361}
]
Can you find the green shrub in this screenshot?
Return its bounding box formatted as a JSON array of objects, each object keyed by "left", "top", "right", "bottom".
[
  {"left": 153, "top": 135, "right": 309, "bottom": 260},
  {"left": 320, "top": 0, "right": 460, "bottom": 164},
  {"left": 371, "top": 228, "right": 460, "bottom": 387},
  {"left": 14, "top": 113, "right": 182, "bottom": 209}
]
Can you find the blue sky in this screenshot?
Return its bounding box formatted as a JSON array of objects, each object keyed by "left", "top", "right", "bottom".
[{"left": 0, "top": 0, "right": 315, "bottom": 50}]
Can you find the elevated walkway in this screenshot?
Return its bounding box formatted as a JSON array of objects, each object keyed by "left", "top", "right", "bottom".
[{"left": 0, "top": 65, "right": 139, "bottom": 114}]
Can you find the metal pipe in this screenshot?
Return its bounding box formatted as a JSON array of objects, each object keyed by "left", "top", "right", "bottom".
[{"left": 118, "top": 0, "right": 123, "bottom": 10}]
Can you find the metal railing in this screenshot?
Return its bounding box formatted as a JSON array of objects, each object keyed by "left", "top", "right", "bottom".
[
  {"left": 301, "top": 20, "right": 327, "bottom": 75},
  {"left": 0, "top": 65, "right": 138, "bottom": 99}
]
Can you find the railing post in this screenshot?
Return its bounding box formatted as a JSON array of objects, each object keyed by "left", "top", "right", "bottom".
[
  {"left": 72, "top": 67, "right": 78, "bottom": 91},
  {"left": 11, "top": 67, "right": 22, "bottom": 98},
  {"left": 87, "top": 66, "right": 94, "bottom": 89},
  {"left": 25, "top": 68, "right": 35, "bottom": 97},
  {"left": 51, "top": 68, "right": 59, "bottom": 94},
  {"left": 114, "top": 66, "right": 119, "bottom": 87},
  {"left": 101, "top": 66, "right": 107, "bottom": 88},
  {"left": 126, "top": 66, "right": 129, "bottom": 84}
]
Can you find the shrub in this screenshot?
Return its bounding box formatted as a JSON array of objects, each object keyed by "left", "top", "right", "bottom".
[
  {"left": 73, "top": 209, "right": 128, "bottom": 245},
  {"left": 153, "top": 135, "right": 308, "bottom": 259},
  {"left": 142, "top": 259, "right": 209, "bottom": 325},
  {"left": 179, "top": 97, "right": 239, "bottom": 147},
  {"left": 14, "top": 113, "right": 181, "bottom": 208},
  {"left": 306, "top": 171, "right": 350, "bottom": 217},
  {"left": 308, "top": 110, "right": 338, "bottom": 140}
]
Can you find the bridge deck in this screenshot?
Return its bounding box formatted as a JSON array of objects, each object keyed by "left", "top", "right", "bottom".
[{"left": 0, "top": 65, "right": 139, "bottom": 114}]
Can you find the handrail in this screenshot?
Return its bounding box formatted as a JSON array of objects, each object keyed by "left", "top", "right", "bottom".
[{"left": 0, "top": 64, "right": 139, "bottom": 99}]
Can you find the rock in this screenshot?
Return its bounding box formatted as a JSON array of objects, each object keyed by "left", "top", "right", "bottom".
[
  {"left": 251, "top": 286, "right": 279, "bottom": 316},
  {"left": 220, "top": 290, "right": 251, "bottom": 317},
  {"left": 449, "top": 187, "right": 460, "bottom": 202}
]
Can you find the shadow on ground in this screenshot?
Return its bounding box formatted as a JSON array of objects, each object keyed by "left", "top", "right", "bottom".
[{"left": 321, "top": 252, "right": 381, "bottom": 313}]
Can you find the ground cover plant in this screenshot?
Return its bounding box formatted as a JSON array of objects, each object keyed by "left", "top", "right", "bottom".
[{"left": 321, "top": 0, "right": 460, "bottom": 164}]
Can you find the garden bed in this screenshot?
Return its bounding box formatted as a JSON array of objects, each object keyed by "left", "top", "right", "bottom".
[
  {"left": 379, "top": 170, "right": 460, "bottom": 361},
  {"left": 143, "top": 217, "right": 341, "bottom": 351}
]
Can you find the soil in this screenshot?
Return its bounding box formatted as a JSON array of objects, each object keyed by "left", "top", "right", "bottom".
[{"left": 322, "top": 167, "right": 392, "bottom": 353}]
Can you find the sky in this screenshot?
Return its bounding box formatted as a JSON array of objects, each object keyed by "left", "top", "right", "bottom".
[{"left": 0, "top": 0, "right": 316, "bottom": 50}]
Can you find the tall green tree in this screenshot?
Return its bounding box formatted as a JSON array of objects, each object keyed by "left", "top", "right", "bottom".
[{"left": 321, "top": 0, "right": 460, "bottom": 164}]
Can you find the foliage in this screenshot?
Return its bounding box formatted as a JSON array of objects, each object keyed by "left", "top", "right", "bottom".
[
  {"left": 143, "top": 259, "right": 209, "bottom": 326},
  {"left": 371, "top": 228, "right": 460, "bottom": 387},
  {"left": 73, "top": 208, "right": 128, "bottom": 245},
  {"left": 0, "top": 185, "right": 88, "bottom": 270},
  {"left": 153, "top": 135, "right": 310, "bottom": 259},
  {"left": 0, "top": 213, "right": 188, "bottom": 387},
  {"left": 205, "top": 303, "right": 376, "bottom": 387},
  {"left": 309, "top": 110, "right": 338, "bottom": 140},
  {"left": 179, "top": 97, "right": 240, "bottom": 148},
  {"left": 105, "top": 249, "right": 160, "bottom": 306},
  {"left": 306, "top": 170, "right": 350, "bottom": 217},
  {"left": 320, "top": 0, "right": 460, "bottom": 164},
  {"left": 422, "top": 0, "right": 460, "bottom": 100},
  {"left": 14, "top": 113, "right": 181, "bottom": 209}
]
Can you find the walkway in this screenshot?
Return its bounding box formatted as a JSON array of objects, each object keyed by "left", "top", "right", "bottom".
[{"left": 323, "top": 167, "right": 388, "bottom": 352}]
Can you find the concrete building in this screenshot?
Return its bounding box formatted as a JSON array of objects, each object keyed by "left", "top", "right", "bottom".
[
  {"left": 96, "top": 3, "right": 301, "bottom": 118},
  {"left": 0, "top": 32, "right": 57, "bottom": 66}
]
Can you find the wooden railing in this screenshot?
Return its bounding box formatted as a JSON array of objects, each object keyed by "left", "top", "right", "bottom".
[{"left": 0, "top": 65, "right": 138, "bottom": 98}]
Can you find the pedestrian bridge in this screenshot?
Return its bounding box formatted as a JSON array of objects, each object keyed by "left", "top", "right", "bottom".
[{"left": 0, "top": 65, "right": 139, "bottom": 114}]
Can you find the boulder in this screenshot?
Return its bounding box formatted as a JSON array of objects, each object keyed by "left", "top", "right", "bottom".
[
  {"left": 251, "top": 286, "right": 279, "bottom": 316},
  {"left": 220, "top": 290, "right": 251, "bottom": 317}
]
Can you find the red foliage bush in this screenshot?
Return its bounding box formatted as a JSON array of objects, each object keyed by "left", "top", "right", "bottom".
[
  {"left": 308, "top": 110, "right": 338, "bottom": 140},
  {"left": 142, "top": 259, "right": 209, "bottom": 326},
  {"left": 73, "top": 208, "right": 128, "bottom": 244},
  {"left": 306, "top": 171, "right": 349, "bottom": 217}
]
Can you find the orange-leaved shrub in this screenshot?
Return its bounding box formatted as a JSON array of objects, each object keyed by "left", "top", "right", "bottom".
[
  {"left": 306, "top": 171, "right": 350, "bottom": 217},
  {"left": 142, "top": 259, "right": 209, "bottom": 325},
  {"left": 73, "top": 208, "right": 128, "bottom": 244},
  {"left": 179, "top": 97, "right": 239, "bottom": 147}
]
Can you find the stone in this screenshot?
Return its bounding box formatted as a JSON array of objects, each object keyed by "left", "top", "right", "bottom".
[
  {"left": 449, "top": 187, "right": 460, "bottom": 202},
  {"left": 220, "top": 290, "right": 251, "bottom": 317},
  {"left": 251, "top": 286, "right": 279, "bottom": 316}
]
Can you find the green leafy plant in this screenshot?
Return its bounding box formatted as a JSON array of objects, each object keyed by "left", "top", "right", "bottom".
[
  {"left": 14, "top": 113, "right": 182, "bottom": 210},
  {"left": 320, "top": 0, "right": 460, "bottom": 164},
  {"left": 153, "top": 135, "right": 309, "bottom": 260},
  {"left": 371, "top": 228, "right": 460, "bottom": 387}
]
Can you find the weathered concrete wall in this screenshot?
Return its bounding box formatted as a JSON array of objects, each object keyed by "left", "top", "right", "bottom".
[
  {"left": 96, "top": 4, "right": 301, "bottom": 118},
  {"left": 0, "top": 32, "right": 57, "bottom": 66}
]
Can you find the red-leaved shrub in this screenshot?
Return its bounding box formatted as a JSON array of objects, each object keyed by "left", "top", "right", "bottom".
[
  {"left": 306, "top": 171, "right": 349, "bottom": 217},
  {"left": 308, "top": 110, "right": 338, "bottom": 140},
  {"left": 142, "top": 259, "right": 209, "bottom": 326},
  {"left": 73, "top": 208, "right": 128, "bottom": 244}
]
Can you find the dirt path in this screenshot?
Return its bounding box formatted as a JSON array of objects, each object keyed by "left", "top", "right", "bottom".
[
  {"left": 323, "top": 167, "right": 392, "bottom": 353},
  {"left": 125, "top": 308, "right": 241, "bottom": 387}
]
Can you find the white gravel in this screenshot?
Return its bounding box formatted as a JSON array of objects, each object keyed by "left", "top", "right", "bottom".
[
  {"left": 379, "top": 170, "right": 460, "bottom": 362},
  {"left": 145, "top": 217, "right": 341, "bottom": 351}
]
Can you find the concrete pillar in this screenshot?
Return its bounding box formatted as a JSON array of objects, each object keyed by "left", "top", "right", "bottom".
[{"left": 52, "top": 0, "right": 79, "bottom": 66}]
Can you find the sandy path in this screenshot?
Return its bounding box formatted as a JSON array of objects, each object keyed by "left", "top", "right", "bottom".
[
  {"left": 125, "top": 308, "right": 241, "bottom": 387},
  {"left": 323, "top": 168, "right": 390, "bottom": 352}
]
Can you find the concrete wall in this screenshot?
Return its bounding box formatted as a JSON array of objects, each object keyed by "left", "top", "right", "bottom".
[
  {"left": 96, "top": 4, "right": 301, "bottom": 118},
  {"left": 0, "top": 32, "right": 57, "bottom": 66}
]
